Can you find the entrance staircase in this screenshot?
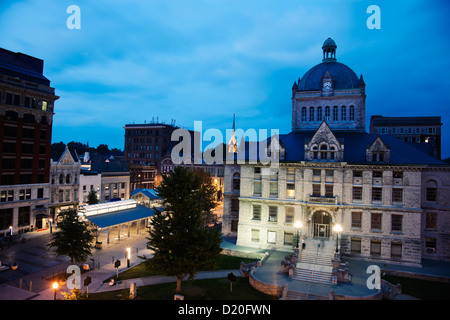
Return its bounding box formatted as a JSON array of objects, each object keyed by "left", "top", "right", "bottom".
[
  {"left": 292, "top": 238, "right": 335, "bottom": 285},
  {"left": 285, "top": 290, "right": 329, "bottom": 301}
]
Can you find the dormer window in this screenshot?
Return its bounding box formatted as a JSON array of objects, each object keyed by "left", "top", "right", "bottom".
[
  {"left": 367, "top": 137, "right": 390, "bottom": 163},
  {"left": 305, "top": 121, "right": 344, "bottom": 161},
  {"left": 330, "top": 146, "right": 336, "bottom": 160},
  {"left": 320, "top": 144, "right": 328, "bottom": 159}
]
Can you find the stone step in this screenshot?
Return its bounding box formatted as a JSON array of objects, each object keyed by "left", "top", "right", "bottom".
[
  {"left": 286, "top": 290, "right": 329, "bottom": 300},
  {"left": 293, "top": 268, "right": 333, "bottom": 285},
  {"left": 285, "top": 290, "right": 328, "bottom": 300},
  {"left": 285, "top": 290, "right": 308, "bottom": 300},
  {"left": 299, "top": 251, "right": 334, "bottom": 266}
]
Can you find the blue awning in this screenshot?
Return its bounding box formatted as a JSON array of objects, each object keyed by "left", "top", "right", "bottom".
[{"left": 85, "top": 205, "right": 158, "bottom": 228}]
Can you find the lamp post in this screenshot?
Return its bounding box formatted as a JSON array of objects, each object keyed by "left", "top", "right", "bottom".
[
  {"left": 126, "top": 247, "right": 131, "bottom": 268},
  {"left": 294, "top": 221, "right": 303, "bottom": 249},
  {"left": 333, "top": 224, "right": 342, "bottom": 253},
  {"left": 49, "top": 218, "right": 53, "bottom": 233},
  {"left": 52, "top": 282, "right": 58, "bottom": 300}
]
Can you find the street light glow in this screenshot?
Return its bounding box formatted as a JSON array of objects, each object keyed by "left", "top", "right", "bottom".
[
  {"left": 294, "top": 221, "right": 303, "bottom": 229},
  {"left": 52, "top": 282, "right": 58, "bottom": 290},
  {"left": 333, "top": 224, "right": 343, "bottom": 233}
]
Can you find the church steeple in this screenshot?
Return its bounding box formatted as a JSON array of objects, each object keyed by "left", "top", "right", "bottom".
[
  {"left": 322, "top": 37, "right": 337, "bottom": 62},
  {"left": 228, "top": 114, "right": 238, "bottom": 153}
]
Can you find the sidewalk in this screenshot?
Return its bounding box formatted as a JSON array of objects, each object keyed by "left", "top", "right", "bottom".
[
  {"left": 2, "top": 230, "right": 450, "bottom": 300},
  {"left": 1, "top": 229, "right": 154, "bottom": 300},
  {"left": 0, "top": 230, "right": 242, "bottom": 300}
]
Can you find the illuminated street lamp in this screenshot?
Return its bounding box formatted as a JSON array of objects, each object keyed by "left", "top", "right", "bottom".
[
  {"left": 333, "top": 224, "right": 343, "bottom": 253},
  {"left": 294, "top": 221, "right": 303, "bottom": 249},
  {"left": 52, "top": 282, "right": 58, "bottom": 300},
  {"left": 126, "top": 247, "right": 131, "bottom": 268},
  {"left": 49, "top": 218, "right": 53, "bottom": 233}
]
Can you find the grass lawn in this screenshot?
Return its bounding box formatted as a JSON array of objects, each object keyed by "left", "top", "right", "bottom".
[
  {"left": 88, "top": 277, "right": 277, "bottom": 300},
  {"left": 108, "top": 254, "right": 257, "bottom": 282},
  {"left": 382, "top": 275, "right": 450, "bottom": 300}
]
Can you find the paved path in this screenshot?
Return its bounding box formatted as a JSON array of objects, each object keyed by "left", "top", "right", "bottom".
[
  {"left": 0, "top": 229, "right": 242, "bottom": 300},
  {"left": 2, "top": 229, "right": 450, "bottom": 300}
]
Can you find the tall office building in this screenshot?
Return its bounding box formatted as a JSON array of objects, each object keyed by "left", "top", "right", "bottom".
[
  {"left": 0, "top": 48, "right": 59, "bottom": 234},
  {"left": 124, "top": 121, "right": 199, "bottom": 190}
]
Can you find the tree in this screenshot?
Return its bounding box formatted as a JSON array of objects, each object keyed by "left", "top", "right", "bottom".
[
  {"left": 193, "top": 169, "right": 219, "bottom": 226},
  {"left": 48, "top": 209, "right": 94, "bottom": 265},
  {"left": 86, "top": 189, "right": 99, "bottom": 205},
  {"left": 96, "top": 144, "right": 110, "bottom": 154},
  {"left": 143, "top": 166, "right": 222, "bottom": 293}
]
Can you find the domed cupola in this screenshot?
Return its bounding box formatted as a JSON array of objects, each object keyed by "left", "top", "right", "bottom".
[
  {"left": 292, "top": 38, "right": 366, "bottom": 133},
  {"left": 296, "top": 38, "right": 360, "bottom": 92},
  {"left": 322, "top": 37, "right": 337, "bottom": 62}
]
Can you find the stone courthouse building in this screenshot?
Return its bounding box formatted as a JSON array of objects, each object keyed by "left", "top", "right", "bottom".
[{"left": 222, "top": 38, "right": 450, "bottom": 266}]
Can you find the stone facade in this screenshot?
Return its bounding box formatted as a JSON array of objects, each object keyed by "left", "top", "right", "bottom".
[
  {"left": 49, "top": 147, "right": 80, "bottom": 220},
  {"left": 223, "top": 163, "right": 450, "bottom": 265},
  {"left": 222, "top": 38, "right": 450, "bottom": 266}
]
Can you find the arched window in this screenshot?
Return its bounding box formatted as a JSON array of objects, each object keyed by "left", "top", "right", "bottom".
[
  {"left": 349, "top": 105, "right": 355, "bottom": 121},
  {"left": 320, "top": 144, "right": 328, "bottom": 159},
  {"left": 5, "top": 110, "right": 18, "bottom": 121},
  {"left": 66, "top": 174, "right": 71, "bottom": 184},
  {"left": 330, "top": 146, "right": 336, "bottom": 160},
  {"left": 23, "top": 113, "right": 35, "bottom": 124},
  {"left": 325, "top": 106, "right": 330, "bottom": 121},
  {"left": 301, "top": 107, "right": 307, "bottom": 122},
  {"left": 341, "top": 106, "right": 347, "bottom": 121},
  {"left": 59, "top": 174, "right": 64, "bottom": 184},
  {"left": 309, "top": 107, "right": 315, "bottom": 122},
  {"left": 317, "top": 107, "right": 323, "bottom": 122},
  {"left": 313, "top": 146, "right": 318, "bottom": 159},
  {"left": 332, "top": 106, "right": 339, "bottom": 121}
]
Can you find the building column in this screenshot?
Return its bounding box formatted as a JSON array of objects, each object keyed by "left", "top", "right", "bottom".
[
  {"left": 107, "top": 227, "right": 110, "bottom": 244},
  {"left": 127, "top": 222, "right": 130, "bottom": 237}
]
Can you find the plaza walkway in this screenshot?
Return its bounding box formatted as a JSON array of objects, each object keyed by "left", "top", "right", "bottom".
[{"left": 1, "top": 229, "right": 450, "bottom": 300}]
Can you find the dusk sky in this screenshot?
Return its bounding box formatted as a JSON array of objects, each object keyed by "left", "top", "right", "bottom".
[{"left": 1, "top": 0, "right": 449, "bottom": 158}]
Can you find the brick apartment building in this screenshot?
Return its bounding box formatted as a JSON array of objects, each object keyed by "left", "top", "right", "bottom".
[{"left": 0, "top": 48, "right": 58, "bottom": 234}]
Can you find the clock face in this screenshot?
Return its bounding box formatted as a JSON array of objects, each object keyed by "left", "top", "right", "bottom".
[{"left": 323, "top": 81, "right": 332, "bottom": 91}]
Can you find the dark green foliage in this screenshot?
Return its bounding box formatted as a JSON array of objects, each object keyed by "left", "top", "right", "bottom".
[
  {"left": 48, "top": 208, "right": 94, "bottom": 265},
  {"left": 144, "top": 166, "right": 222, "bottom": 292},
  {"left": 86, "top": 189, "right": 99, "bottom": 205}
]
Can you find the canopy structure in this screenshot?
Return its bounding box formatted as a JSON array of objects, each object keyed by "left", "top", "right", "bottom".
[
  {"left": 85, "top": 204, "right": 156, "bottom": 229},
  {"left": 79, "top": 199, "right": 160, "bottom": 244}
]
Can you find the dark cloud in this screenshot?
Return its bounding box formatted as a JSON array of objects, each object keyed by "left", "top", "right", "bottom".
[{"left": 0, "top": 0, "right": 448, "bottom": 157}]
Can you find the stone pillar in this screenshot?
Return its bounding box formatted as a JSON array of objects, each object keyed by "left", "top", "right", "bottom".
[{"left": 107, "top": 228, "right": 110, "bottom": 244}]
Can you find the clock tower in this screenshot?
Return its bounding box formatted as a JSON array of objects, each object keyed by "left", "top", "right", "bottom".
[{"left": 292, "top": 38, "right": 366, "bottom": 132}]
